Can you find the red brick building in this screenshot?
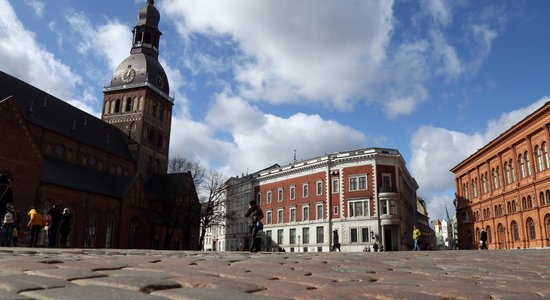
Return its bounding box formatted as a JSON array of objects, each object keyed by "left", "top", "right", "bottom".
[
  {"left": 451, "top": 102, "right": 550, "bottom": 249},
  {"left": 254, "top": 148, "right": 419, "bottom": 252},
  {"left": 0, "top": 1, "right": 200, "bottom": 249}
]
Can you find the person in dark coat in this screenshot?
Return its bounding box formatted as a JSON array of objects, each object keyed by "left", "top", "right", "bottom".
[
  {"left": 245, "top": 201, "right": 263, "bottom": 252},
  {"left": 46, "top": 204, "right": 62, "bottom": 247},
  {"left": 480, "top": 228, "right": 488, "bottom": 250},
  {"left": 331, "top": 230, "right": 341, "bottom": 252},
  {"left": 59, "top": 208, "right": 73, "bottom": 247}
]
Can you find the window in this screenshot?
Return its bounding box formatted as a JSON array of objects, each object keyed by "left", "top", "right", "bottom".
[
  {"left": 316, "top": 203, "right": 323, "bottom": 220},
  {"left": 257, "top": 192, "right": 262, "bottom": 205},
  {"left": 290, "top": 228, "right": 296, "bottom": 245},
  {"left": 350, "top": 228, "right": 358, "bottom": 243},
  {"left": 84, "top": 210, "right": 97, "bottom": 248},
  {"left": 302, "top": 205, "right": 309, "bottom": 221},
  {"left": 302, "top": 228, "right": 309, "bottom": 244},
  {"left": 527, "top": 218, "right": 536, "bottom": 240},
  {"left": 540, "top": 192, "right": 545, "bottom": 206},
  {"left": 303, "top": 183, "right": 309, "bottom": 198},
  {"left": 348, "top": 199, "right": 370, "bottom": 217},
  {"left": 487, "top": 226, "right": 492, "bottom": 244},
  {"left": 525, "top": 151, "right": 532, "bottom": 176},
  {"left": 472, "top": 178, "right": 478, "bottom": 197},
  {"left": 505, "top": 162, "right": 511, "bottom": 185},
  {"left": 511, "top": 221, "right": 519, "bottom": 241},
  {"left": 278, "top": 188, "right": 283, "bottom": 202},
  {"left": 266, "top": 210, "right": 273, "bottom": 224},
  {"left": 527, "top": 196, "right": 533, "bottom": 209},
  {"left": 332, "top": 179, "right": 339, "bottom": 193},
  {"left": 289, "top": 207, "right": 296, "bottom": 223},
  {"left": 316, "top": 180, "right": 323, "bottom": 195},
  {"left": 290, "top": 186, "right": 296, "bottom": 200},
  {"left": 128, "top": 218, "right": 139, "bottom": 249},
  {"left": 546, "top": 190, "right": 550, "bottom": 206},
  {"left": 482, "top": 173, "right": 488, "bottom": 193},
  {"left": 104, "top": 211, "right": 114, "bottom": 248},
  {"left": 509, "top": 159, "right": 516, "bottom": 182},
  {"left": 277, "top": 229, "right": 284, "bottom": 245},
  {"left": 333, "top": 205, "right": 339, "bottom": 216},
  {"left": 544, "top": 143, "right": 550, "bottom": 169},
  {"left": 536, "top": 146, "right": 544, "bottom": 172},
  {"left": 267, "top": 191, "right": 272, "bottom": 204},
  {"left": 316, "top": 226, "right": 324, "bottom": 243},
  {"left": 125, "top": 97, "right": 132, "bottom": 112},
  {"left": 277, "top": 209, "right": 283, "bottom": 224},
  {"left": 361, "top": 228, "right": 370, "bottom": 242},
  {"left": 382, "top": 174, "right": 391, "bottom": 188}
]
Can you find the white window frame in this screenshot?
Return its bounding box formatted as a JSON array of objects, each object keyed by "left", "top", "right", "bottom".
[
  {"left": 303, "top": 183, "right": 309, "bottom": 198},
  {"left": 316, "top": 202, "right": 323, "bottom": 220},
  {"left": 349, "top": 174, "right": 368, "bottom": 191},
  {"left": 316, "top": 180, "right": 323, "bottom": 196},
  {"left": 267, "top": 190, "right": 272, "bottom": 204},
  {"left": 277, "top": 188, "right": 284, "bottom": 202},
  {"left": 302, "top": 227, "right": 309, "bottom": 244},
  {"left": 266, "top": 210, "right": 273, "bottom": 224},
  {"left": 333, "top": 205, "right": 339, "bottom": 216},
  {"left": 348, "top": 199, "right": 370, "bottom": 217},
  {"left": 289, "top": 185, "right": 296, "bottom": 200},
  {"left": 382, "top": 173, "right": 392, "bottom": 188},
  {"left": 302, "top": 205, "right": 309, "bottom": 221},
  {"left": 277, "top": 208, "right": 284, "bottom": 224},
  {"left": 332, "top": 179, "right": 339, "bottom": 194},
  {"left": 289, "top": 207, "right": 296, "bottom": 223}
]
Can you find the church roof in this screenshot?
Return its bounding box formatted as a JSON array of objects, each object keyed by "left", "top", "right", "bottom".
[
  {"left": 0, "top": 71, "right": 134, "bottom": 162},
  {"left": 41, "top": 156, "right": 137, "bottom": 199}
]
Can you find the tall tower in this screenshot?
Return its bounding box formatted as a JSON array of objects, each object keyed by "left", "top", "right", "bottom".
[{"left": 102, "top": 0, "right": 173, "bottom": 176}]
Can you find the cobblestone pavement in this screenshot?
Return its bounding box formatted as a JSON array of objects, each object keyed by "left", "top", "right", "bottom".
[{"left": 0, "top": 248, "right": 549, "bottom": 300}]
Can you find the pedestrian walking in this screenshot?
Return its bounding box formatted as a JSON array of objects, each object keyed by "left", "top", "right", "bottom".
[
  {"left": 1, "top": 205, "right": 15, "bottom": 246},
  {"left": 46, "top": 204, "right": 62, "bottom": 247},
  {"left": 412, "top": 225, "right": 421, "bottom": 251},
  {"left": 245, "top": 200, "right": 263, "bottom": 252},
  {"left": 59, "top": 208, "right": 73, "bottom": 247},
  {"left": 27, "top": 207, "right": 43, "bottom": 247},
  {"left": 331, "top": 230, "right": 341, "bottom": 252},
  {"left": 480, "top": 228, "right": 488, "bottom": 250}
]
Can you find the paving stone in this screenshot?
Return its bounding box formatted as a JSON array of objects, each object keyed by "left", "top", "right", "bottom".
[
  {"left": 0, "top": 274, "right": 72, "bottom": 293},
  {"left": 151, "top": 287, "right": 289, "bottom": 300},
  {"left": 20, "top": 285, "right": 169, "bottom": 300},
  {"left": 24, "top": 268, "right": 106, "bottom": 281},
  {"left": 0, "top": 289, "right": 33, "bottom": 300},
  {"left": 72, "top": 275, "right": 181, "bottom": 293}
]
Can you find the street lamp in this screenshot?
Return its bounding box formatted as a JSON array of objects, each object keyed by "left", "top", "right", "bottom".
[{"left": 298, "top": 235, "right": 301, "bottom": 252}]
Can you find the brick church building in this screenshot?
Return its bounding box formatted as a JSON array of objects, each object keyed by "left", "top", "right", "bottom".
[{"left": 0, "top": 0, "right": 200, "bottom": 249}]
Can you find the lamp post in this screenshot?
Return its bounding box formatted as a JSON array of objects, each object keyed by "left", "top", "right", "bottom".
[{"left": 298, "top": 235, "right": 301, "bottom": 252}]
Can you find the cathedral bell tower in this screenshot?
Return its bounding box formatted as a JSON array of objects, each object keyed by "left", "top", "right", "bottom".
[{"left": 102, "top": 0, "right": 173, "bottom": 177}]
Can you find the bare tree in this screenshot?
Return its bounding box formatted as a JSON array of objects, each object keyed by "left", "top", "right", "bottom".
[
  {"left": 198, "top": 170, "right": 237, "bottom": 250},
  {"left": 168, "top": 156, "right": 206, "bottom": 188}
]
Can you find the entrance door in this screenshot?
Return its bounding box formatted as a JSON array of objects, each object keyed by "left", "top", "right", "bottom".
[{"left": 384, "top": 228, "right": 392, "bottom": 251}]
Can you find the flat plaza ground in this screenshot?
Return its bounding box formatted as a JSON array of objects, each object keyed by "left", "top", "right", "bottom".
[{"left": 0, "top": 247, "right": 548, "bottom": 300}]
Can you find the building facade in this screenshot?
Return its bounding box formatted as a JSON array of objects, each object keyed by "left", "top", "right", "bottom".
[
  {"left": 0, "top": 1, "right": 200, "bottom": 249},
  {"left": 256, "top": 148, "right": 419, "bottom": 252},
  {"left": 451, "top": 102, "right": 550, "bottom": 249}
]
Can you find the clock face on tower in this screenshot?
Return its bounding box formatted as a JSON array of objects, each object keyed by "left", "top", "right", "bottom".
[{"left": 122, "top": 68, "right": 136, "bottom": 84}]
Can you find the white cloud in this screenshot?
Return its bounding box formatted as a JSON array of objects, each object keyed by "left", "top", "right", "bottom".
[
  {"left": 422, "top": 0, "right": 453, "bottom": 26},
  {"left": 410, "top": 98, "right": 550, "bottom": 219},
  {"left": 66, "top": 12, "right": 131, "bottom": 71},
  {"left": 160, "top": 0, "right": 394, "bottom": 111},
  {"left": 0, "top": 0, "right": 81, "bottom": 100},
  {"left": 24, "top": 0, "right": 45, "bottom": 17}
]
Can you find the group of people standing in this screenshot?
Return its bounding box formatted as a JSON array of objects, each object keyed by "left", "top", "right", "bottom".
[{"left": 2, "top": 203, "right": 73, "bottom": 248}]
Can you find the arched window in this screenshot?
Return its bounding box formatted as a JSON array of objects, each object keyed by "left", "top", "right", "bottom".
[
  {"left": 504, "top": 162, "right": 511, "bottom": 185},
  {"left": 128, "top": 218, "right": 139, "bottom": 249},
  {"left": 104, "top": 211, "right": 115, "bottom": 248},
  {"left": 525, "top": 151, "right": 532, "bottom": 176},
  {"left": 84, "top": 210, "right": 97, "bottom": 248},
  {"left": 546, "top": 190, "right": 550, "bottom": 206},
  {"left": 522, "top": 197, "right": 527, "bottom": 210},
  {"left": 472, "top": 178, "right": 478, "bottom": 197},
  {"left": 114, "top": 99, "right": 121, "bottom": 113},
  {"left": 509, "top": 159, "right": 515, "bottom": 182},
  {"left": 511, "top": 221, "right": 519, "bottom": 241},
  {"left": 486, "top": 226, "right": 492, "bottom": 244},
  {"left": 536, "top": 146, "right": 544, "bottom": 172},
  {"left": 519, "top": 154, "right": 526, "bottom": 178},
  {"left": 527, "top": 218, "right": 536, "bottom": 240},
  {"left": 512, "top": 200, "right": 517, "bottom": 212},
  {"left": 492, "top": 168, "right": 498, "bottom": 189},
  {"left": 544, "top": 142, "right": 550, "bottom": 169},
  {"left": 507, "top": 202, "right": 511, "bottom": 214},
  {"left": 125, "top": 97, "right": 132, "bottom": 112},
  {"left": 497, "top": 224, "right": 505, "bottom": 248},
  {"left": 527, "top": 196, "right": 533, "bottom": 208},
  {"left": 104, "top": 101, "right": 111, "bottom": 115},
  {"left": 540, "top": 192, "right": 545, "bottom": 206},
  {"left": 482, "top": 174, "right": 488, "bottom": 193},
  {"left": 545, "top": 215, "right": 550, "bottom": 242}
]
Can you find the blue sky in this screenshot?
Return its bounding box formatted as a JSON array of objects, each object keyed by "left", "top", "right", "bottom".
[{"left": 1, "top": 0, "right": 550, "bottom": 222}]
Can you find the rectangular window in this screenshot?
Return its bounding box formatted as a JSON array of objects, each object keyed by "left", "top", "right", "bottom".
[
  {"left": 257, "top": 192, "right": 262, "bottom": 205},
  {"left": 316, "top": 203, "right": 323, "bottom": 220},
  {"left": 316, "top": 226, "right": 324, "bottom": 243},
  {"left": 278, "top": 188, "right": 283, "bottom": 202},
  {"left": 266, "top": 210, "right": 272, "bottom": 224},
  {"left": 382, "top": 174, "right": 391, "bottom": 188},
  {"left": 333, "top": 205, "right": 339, "bottom": 216},
  {"left": 349, "top": 175, "right": 368, "bottom": 191},
  {"left": 302, "top": 206, "right": 309, "bottom": 221},
  {"left": 267, "top": 191, "right": 272, "bottom": 204},
  {"left": 290, "top": 185, "right": 296, "bottom": 200},
  {"left": 350, "top": 228, "right": 358, "bottom": 243},
  {"left": 332, "top": 179, "right": 339, "bottom": 193},
  {"left": 289, "top": 207, "right": 296, "bottom": 223},
  {"left": 382, "top": 200, "right": 388, "bottom": 215},
  {"left": 348, "top": 199, "right": 369, "bottom": 217},
  {"left": 316, "top": 180, "right": 323, "bottom": 195},
  {"left": 302, "top": 227, "right": 309, "bottom": 244},
  {"left": 277, "top": 208, "right": 284, "bottom": 224},
  {"left": 361, "top": 227, "right": 369, "bottom": 242},
  {"left": 290, "top": 228, "right": 296, "bottom": 244},
  {"left": 303, "top": 183, "right": 309, "bottom": 198},
  {"left": 277, "top": 229, "right": 283, "bottom": 244}
]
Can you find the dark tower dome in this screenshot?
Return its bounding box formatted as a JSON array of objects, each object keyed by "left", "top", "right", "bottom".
[{"left": 138, "top": 0, "right": 160, "bottom": 28}]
